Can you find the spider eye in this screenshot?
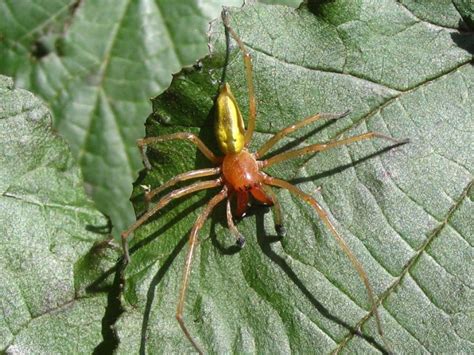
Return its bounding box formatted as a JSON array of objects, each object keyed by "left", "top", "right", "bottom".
[{"left": 215, "top": 83, "right": 245, "bottom": 154}]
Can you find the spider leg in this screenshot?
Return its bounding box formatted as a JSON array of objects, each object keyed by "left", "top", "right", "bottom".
[
  {"left": 222, "top": 9, "right": 256, "bottom": 146},
  {"left": 121, "top": 178, "right": 223, "bottom": 263},
  {"left": 261, "top": 131, "right": 409, "bottom": 168},
  {"left": 226, "top": 197, "right": 245, "bottom": 247},
  {"left": 144, "top": 167, "right": 221, "bottom": 210},
  {"left": 263, "top": 176, "right": 388, "bottom": 348},
  {"left": 261, "top": 185, "right": 286, "bottom": 237},
  {"left": 176, "top": 187, "right": 228, "bottom": 354},
  {"left": 256, "top": 111, "right": 350, "bottom": 158},
  {"left": 137, "top": 133, "right": 221, "bottom": 169}
]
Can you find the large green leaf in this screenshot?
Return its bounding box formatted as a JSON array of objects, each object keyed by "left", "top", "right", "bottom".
[
  {"left": 117, "top": 1, "right": 474, "bottom": 353},
  {"left": 0, "top": 75, "right": 118, "bottom": 352},
  {"left": 0, "top": 0, "right": 244, "bottom": 240}
]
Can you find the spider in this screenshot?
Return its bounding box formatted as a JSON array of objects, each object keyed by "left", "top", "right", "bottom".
[{"left": 121, "top": 9, "right": 407, "bottom": 354}]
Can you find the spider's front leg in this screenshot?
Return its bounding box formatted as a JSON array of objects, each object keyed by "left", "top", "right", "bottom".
[
  {"left": 262, "top": 131, "right": 409, "bottom": 168},
  {"left": 136, "top": 132, "right": 222, "bottom": 210},
  {"left": 222, "top": 9, "right": 256, "bottom": 146},
  {"left": 137, "top": 132, "right": 221, "bottom": 170},
  {"left": 256, "top": 111, "right": 350, "bottom": 159}
]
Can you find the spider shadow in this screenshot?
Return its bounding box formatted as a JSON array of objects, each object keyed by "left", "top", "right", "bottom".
[
  {"left": 289, "top": 141, "right": 408, "bottom": 185},
  {"left": 249, "top": 207, "right": 388, "bottom": 353},
  {"left": 450, "top": 30, "right": 474, "bottom": 60},
  {"left": 88, "top": 257, "right": 125, "bottom": 354},
  {"left": 137, "top": 235, "right": 189, "bottom": 355},
  {"left": 449, "top": 11, "right": 473, "bottom": 58},
  {"left": 85, "top": 216, "right": 112, "bottom": 235},
  {"left": 86, "top": 193, "right": 212, "bottom": 355}
]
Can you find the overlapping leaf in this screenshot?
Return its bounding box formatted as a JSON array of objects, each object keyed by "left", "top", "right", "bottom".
[
  {"left": 0, "top": 0, "right": 243, "bottom": 240},
  {"left": 0, "top": 75, "right": 115, "bottom": 353}
]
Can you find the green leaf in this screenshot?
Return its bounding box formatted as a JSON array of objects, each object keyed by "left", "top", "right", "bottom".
[
  {"left": 117, "top": 1, "right": 474, "bottom": 353},
  {"left": 400, "top": 0, "right": 474, "bottom": 29},
  {"left": 0, "top": 0, "right": 243, "bottom": 240},
  {"left": 259, "top": 0, "right": 302, "bottom": 7},
  {"left": 0, "top": 75, "right": 115, "bottom": 352}
]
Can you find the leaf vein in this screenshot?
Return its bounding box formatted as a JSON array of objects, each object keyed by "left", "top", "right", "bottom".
[
  {"left": 382, "top": 301, "right": 432, "bottom": 352},
  {"left": 246, "top": 43, "right": 401, "bottom": 92},
  {"left": 335, "top": 61, "right": 472, "bottom": 141},
  {"left": 397, "top": 2, "right": 464, "bottom": 31},
  {"left": 335, "top": 178, "right": 474, "bottom": 350},
  {"left": 154, "top": 1, "right": 182, "bottom": 67},
  {"left": 408, "top": 270, "right": 452, "bottom": 317}
]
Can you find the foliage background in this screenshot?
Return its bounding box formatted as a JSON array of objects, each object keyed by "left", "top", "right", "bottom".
[{"left": 0, "top": 0, "right": 473, "bottom": 353}]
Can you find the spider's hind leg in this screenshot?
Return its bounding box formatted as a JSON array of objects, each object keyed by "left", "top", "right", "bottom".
[
  {"left": 263, "top": 175, "right": 391, "bottom": 351},
  {"left": 176, "top": 188, "right": 228, "bottom": 354}
]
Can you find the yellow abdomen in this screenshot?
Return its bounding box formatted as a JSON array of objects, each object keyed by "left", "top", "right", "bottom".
[{"left": 215, "top": 83, "right": 245, "bottom": 154}]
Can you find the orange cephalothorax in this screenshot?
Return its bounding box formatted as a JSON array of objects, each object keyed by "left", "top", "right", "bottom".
[
  {"left": 222, "top": 150, "right": 260, "bottom": 190},
  {"left": 222, "top": 150, "right": 273, "bottom": 215}
]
